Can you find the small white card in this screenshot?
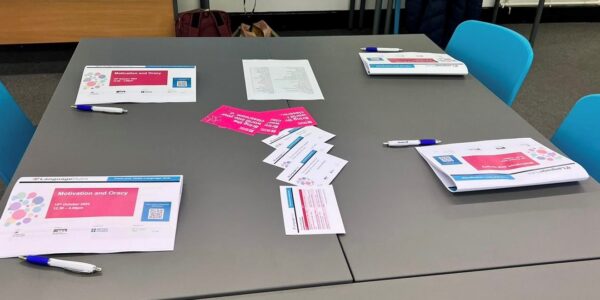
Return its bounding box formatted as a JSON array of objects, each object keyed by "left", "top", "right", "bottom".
[
  {"left": 263, "top": 136, "right": 334, "bottom": 169},
  {"left": 279, "top": 186, "right": 345, "bottom": 235},
  {"left": 276, "top": 150, "right": 348, "bottom": 186},
  {"left": 262, "top": 126, "right": 335, "bottom": 149}
]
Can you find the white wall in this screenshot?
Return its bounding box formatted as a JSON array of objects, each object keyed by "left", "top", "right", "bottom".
[{"left": 177, "top": 0, "right": 496, "bottom": 13}]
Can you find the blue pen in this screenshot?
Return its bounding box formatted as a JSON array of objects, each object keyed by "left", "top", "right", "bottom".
[
  {"left": 383, "top": 139, "right": 441, "bottom": 147},
  {"left": 361, "top": 47, "right": 402, "bottom": 52},
  {"left": 19, "top": 255, "right": 102, "bottom": 273}
]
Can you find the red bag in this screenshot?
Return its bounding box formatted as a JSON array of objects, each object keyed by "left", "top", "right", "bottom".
[{"left": 176, "top": 9, "right": 232, "bottom": 37}]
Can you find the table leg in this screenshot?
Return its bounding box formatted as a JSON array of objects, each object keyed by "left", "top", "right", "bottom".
[
  {"left": 373, "top": 0, "right": 383, "bottom": 34},
  {"left": 359, "top": 0, "right": 366, "bottom": 28},
  {"left": 349, "top": 0, "right": 356, "bottom": 29}
]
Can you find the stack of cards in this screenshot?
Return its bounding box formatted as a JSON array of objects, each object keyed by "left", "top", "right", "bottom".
[
  {"left": 201, "top": 105, "right": 317, "bottom": 136},
  {"left": 262, "top": 126, "right": 348, "bottom": 235}
]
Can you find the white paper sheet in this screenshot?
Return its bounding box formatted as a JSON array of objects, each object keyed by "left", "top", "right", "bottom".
[
  {"left": 0, "top": 176, "right": 183, "bottom": 258},
  {"left": 75, "top": 65, "right": 196, "bottom": 104},
  {"left": 242, "top": 60, "right": 324, "bottom": 100},
  {"left": 416, "top": 138, "right": 589, "bottom": 192},
  {"left": 263, "top": 136, "right": 334, "bottom": 168},
  {"left": 279, "top": 185, "right": 345, "bottom": 235},
  {"left": 277, "top": 150, "right": 348, "bottom": 186},
  {"left": 262, "top": 126, "right": 335, "bottom": 149}
]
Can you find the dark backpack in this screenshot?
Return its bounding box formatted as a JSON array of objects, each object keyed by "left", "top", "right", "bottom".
[{"left": 176, "top": 9, "right": 232, "bottom": 37}]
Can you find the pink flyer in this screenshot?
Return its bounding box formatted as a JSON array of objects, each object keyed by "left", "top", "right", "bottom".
[
  {"left": 202, "top": 105, "right": 266, "bottom": 135},
  {"left": 259, "top": 107, "right": 317, "bottom": 133}
]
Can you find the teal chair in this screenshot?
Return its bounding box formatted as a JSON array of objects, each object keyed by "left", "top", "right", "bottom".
[
  {"left": 552, "top": 94, "right": 600, "bottom": 181},
  {"left": 0, "top": 81, "right": 35, "bottom": 184},
  {"left": 446, "top": 20, "right": 534, "bottom": 106}
]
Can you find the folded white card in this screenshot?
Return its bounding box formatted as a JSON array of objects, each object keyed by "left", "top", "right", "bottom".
[
  {"left": 277, "top": 150, "right": 348, "bottom": 186},
  {"left": 262, "top": 126, "right": 335, "bottom": 149},
  {"left": 264, "top": 136, "right": 334, "bottom": 169},
  {"left": 279, "top": 185, "right": 345, "bottom": 235}
]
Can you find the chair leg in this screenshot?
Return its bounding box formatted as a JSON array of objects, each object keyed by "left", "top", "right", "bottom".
[
  {"left": 529, "top": 0, "right": 545, "bottom": 46},
  {"left": 373, "top": 0, "right": 383, "bottom": 34},
  {"left": 349, "top": 0, "right": 356, "bottom": 29},
  {"left": 393, "top": 0, "right": 401, "bottom": 34},
  {"left": 384, "top": 0, "right": 394, "bottom": 34},
  {"left": 359, "top": 0, "right": 366, "bottom": 28}
]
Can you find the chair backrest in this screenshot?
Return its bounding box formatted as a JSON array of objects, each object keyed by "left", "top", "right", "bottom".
[
  {"left": 552, "top": 94, "right": 600, "bottom": 181},
  {"left": 0, "top": 81, "right": 35, "bottom": 184},
  {"left": 446, "top": 20, "right": 534, "bottom": 106}
]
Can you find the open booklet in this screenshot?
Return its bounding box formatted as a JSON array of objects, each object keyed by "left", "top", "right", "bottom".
[
  {"left": 416, "top": 138, "right": 589, "bottom": 192},
  {"left": 359, "top": 52, "right": 468, "bottom": 75}
]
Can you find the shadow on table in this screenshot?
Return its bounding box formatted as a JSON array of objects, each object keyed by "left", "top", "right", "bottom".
[{"left": 448, "top": 181, "right": 588, "bottom": 205}]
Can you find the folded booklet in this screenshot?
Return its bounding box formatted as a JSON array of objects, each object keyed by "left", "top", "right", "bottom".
[
  {"left": 416, "top": 138, "right": 589, "bottom": 192},
  {"left": 359, "top": 52, "right": 468, "bottom": 76}
]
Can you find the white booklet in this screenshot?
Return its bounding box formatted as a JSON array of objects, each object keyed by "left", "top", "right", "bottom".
[
  {"left": 75, "top": 65, "right": 196, "bottom": 104},
  {"left": 279, "top": 185, "right": 345, "bottom": 235},
  {"left": 416, "top": 138, "right": 589, "bottom": 192},
  {"left": 0, "top": 175, "right": 183, "bottom": 258},
  {"left": 242, "top": 59, "right": 324, "bottom": 100},
  {"left": 359, "top": 52, "right": 468, "bottom": 75}
]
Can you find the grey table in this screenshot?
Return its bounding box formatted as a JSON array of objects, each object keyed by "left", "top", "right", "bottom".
[
  {"left": 0, "top": 38, "right": 351, "bottom": 299},
  {"left": 265, "top": 35, "right": 600, "bottom": 281},
  {"left": 215, "top": 260, "right": 600, "bottom": 299},
  {"left": 2, "top": 34, "right": 600, "bottom": 299}
]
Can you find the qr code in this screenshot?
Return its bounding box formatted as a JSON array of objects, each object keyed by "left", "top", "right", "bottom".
[
  {"left": 176, "top": 80, "right": 188, "bottom": 87},
  {"left": 434, "top": 155, "right": 462, "bottom": 165},
  {"left": 147, "top": 208, "right": 165, "bottom": 220}
]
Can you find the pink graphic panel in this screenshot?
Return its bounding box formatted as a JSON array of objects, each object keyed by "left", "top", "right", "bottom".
[
  {"left": 46, "top": 188, "right": 138, "bottom": 218},
  {"left": 463, "top": 152, "right": 539, "bottom": 171},
  {"left": 110, "top": 70, "right": 168, "bottom": 86}
]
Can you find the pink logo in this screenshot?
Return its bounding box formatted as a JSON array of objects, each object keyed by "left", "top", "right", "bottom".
[{"left": 46, "top": 188, "right": 138, "bottom": 218}]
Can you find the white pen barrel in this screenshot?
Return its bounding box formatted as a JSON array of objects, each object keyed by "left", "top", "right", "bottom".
[
  {"left": 387, "top": 140, "right": 420, "bottom": 147},
  {"left": 48, "top": 258, "right": 98, "bottom": 273},
  {"left": 92, "top": 106, "right": 125, "bottom": 113}
]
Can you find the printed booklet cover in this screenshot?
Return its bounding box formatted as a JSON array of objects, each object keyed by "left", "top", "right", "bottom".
[
  {"left": 0, "top": 175, "right": 183, "bottom": 258},
  {"left": 416, "top": 138, "right": 589, "bottom": 192},
  {"left": 75, "top": 65, "right": 196, "bottom": 104}
]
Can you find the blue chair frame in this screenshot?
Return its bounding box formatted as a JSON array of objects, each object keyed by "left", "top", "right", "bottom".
[
  {"left": 552, "top": 94, "right": 600, "bottom": 181},
  {"left": 446, "top": 20, "right": 534, "bottom": 106},
  {"left": 0, "top": 81, "right": 36, "bottom": 184}
]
